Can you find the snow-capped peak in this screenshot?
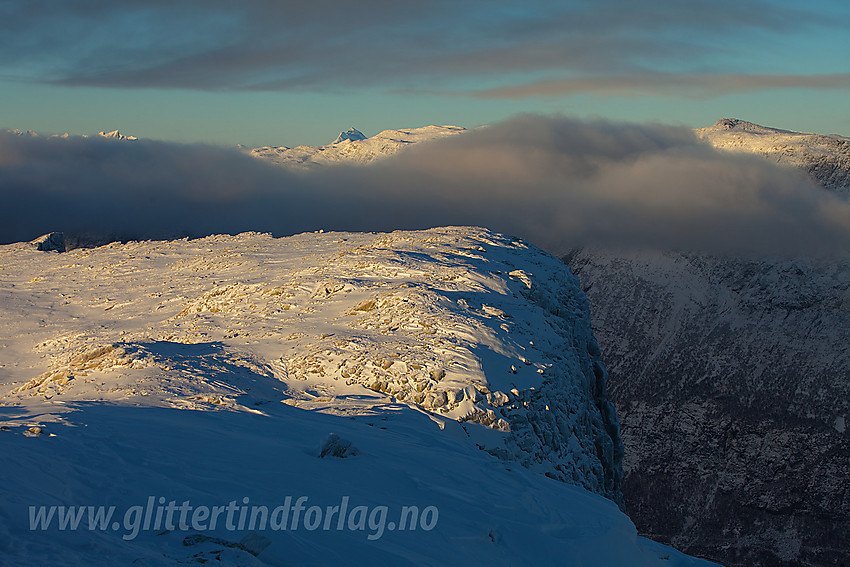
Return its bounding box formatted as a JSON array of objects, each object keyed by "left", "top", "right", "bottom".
[
  {"left": 698, "top": 118, "right": 850, "bottom": 193},
  {"left": 249, "top": 125, "right": 466, "bottom": 169},
  {"left": 98, "top": 129, "right": 138, "bottom": 141},
  {"left": 707, "top": 118, "right": 796, "bottom": 135},
  {"left": 3, "top": 129, "right": 38, "bottom": 137},
  {"left": 331, "top": 127, "right": 366, "bottom": 144}
]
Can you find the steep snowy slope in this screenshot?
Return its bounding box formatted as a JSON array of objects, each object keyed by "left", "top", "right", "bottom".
[
  {"left": 248, "top": 125, "right": 466, "bottom": 169},
  {"left": 0, "top": 227, "right": 712, "bottom": 566},
  {"left": 697, "top": 118, "right": 850, "bottom": 193}
]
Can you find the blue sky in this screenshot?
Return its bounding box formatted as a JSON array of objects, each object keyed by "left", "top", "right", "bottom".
[{"left": 1, "top": 0, "right": 849, "bottom": 147}]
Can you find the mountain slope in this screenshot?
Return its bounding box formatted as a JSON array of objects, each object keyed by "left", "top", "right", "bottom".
[
  {"left": 248, "top": 125, "right": 466, "bottom": 169},
  {"left": 248, "top": 119, "right": 850, "bottom": 196},
  {"left": 562, "top": 117, "right": 850, "bottom": 567},
  {"left": 697, "top": 118, "right": 850, "bottom": 193},
  {"left": 565, "top": 248, "right": 850, "bottom": 567},
  {"left": 0, "top": 227, "right": 712, "bottom": 566},
  {"left": 244, "top": 118, "right": 850, "bottom": 566}
]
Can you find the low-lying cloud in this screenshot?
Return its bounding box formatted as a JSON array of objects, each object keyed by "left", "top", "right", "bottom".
[{"left": 2, "top": 115, "right": 849, "bottom": 258}]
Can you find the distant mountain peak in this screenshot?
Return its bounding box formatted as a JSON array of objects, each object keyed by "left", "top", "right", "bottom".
[
  {"left": 331, "top": 127, "right": 366, "bottom": 144},
  {"left": 4, "top": 129, "right": 39, "bottom": 137},
  {"left": 709, "top": 118, "right": 794, "bottom": 135},
  {"left": 713, "top": 118, "right": 750, "bottom": 129},
  {"left": 98, "top": 130, "right": 137, "bottom": 141},
  {"left": 249, "top": 125, "right": 466, "bottom": 169},
  {"left": 698, "top": 119, "right": 850, "bottom": 192}
]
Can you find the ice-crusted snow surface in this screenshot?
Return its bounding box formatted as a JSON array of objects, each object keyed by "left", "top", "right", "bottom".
[
  {"left": 248, "top": 125, "right": 466, "bottom": 168},
  {"left": 697, "top": 118, "right": 850, "bottom": 193},
  {"left": 0, "top": 226, "right": 713, "bottom": 566}
]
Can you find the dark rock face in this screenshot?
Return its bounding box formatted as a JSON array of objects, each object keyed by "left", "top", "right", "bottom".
[
  {"left": 30, "top": 232, "right": 65, "bottom": 252},
  {"left": 565, "top": 249, "right": 850, "bottom": 567}
]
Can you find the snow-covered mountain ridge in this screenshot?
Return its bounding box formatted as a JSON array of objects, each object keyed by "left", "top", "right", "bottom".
[
  {"left": 697, "top": 118, "right": 850, "bottom": 193},
  {"left": 3, "top": 128, "right": 137, "bottom": 140},
  {"left": 9, "top": 118, "right": 847, "bottom": 194},
  {"left": 246, "top": 119, "right": 850, "bottom": 194},
  {"left": 1, "top": 226, "right": 621, "bottom": 501},
  {"left": 247, "top": 125, "right": 467, "bottom": 168},
  {"left": 96, "top": 129, "right": 137, "bottom": 141},
  {"left": 0, "top": 227, "right": 712, "bottom": 565}
]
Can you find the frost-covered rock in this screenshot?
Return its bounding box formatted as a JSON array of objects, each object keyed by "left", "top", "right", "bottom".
[
  {"left": 29, "top": 232, "right": 65, "bottom": 252},
  {"left": 318, "top": 433, "right": 359, "bottom": 458},
  {"left": 331, "top": 127, "right": 367, "bottom": 144}
]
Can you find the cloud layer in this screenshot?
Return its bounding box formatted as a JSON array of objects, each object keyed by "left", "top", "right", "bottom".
[
  {"left": 471, "top": 73, "right": 850, "bottom": 99},
  {"left": 1, "top": 0, "right": 844, "bottom": 96},
  {"left": 2, "top": 115, "right": 849, "bottom": 258}
]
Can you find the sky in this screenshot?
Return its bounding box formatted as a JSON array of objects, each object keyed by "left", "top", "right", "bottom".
[
  {"left": 2, "top": 1, "right": 850, "bottom": 257},
  {"left": 1, "top": 0, "right": 849, "bottom": 147}
]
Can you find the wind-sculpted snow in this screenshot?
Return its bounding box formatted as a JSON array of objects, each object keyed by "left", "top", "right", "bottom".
[
  {"left": 0, "top": 227, "right": 707, "bottom": 567},
  {"left": 1, "top": 227, "right": 621, "bottom": 501}
]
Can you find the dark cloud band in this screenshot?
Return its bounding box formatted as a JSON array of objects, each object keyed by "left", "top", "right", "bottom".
[
  {"left": 470, "top": 73, "right": 850, "bottom": 99},
  {"left": 0, "top": 1, "right": 840, "bottom": 94},
  {"left": 2, "top": 115, "right": 848, "bottom": 258}
]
